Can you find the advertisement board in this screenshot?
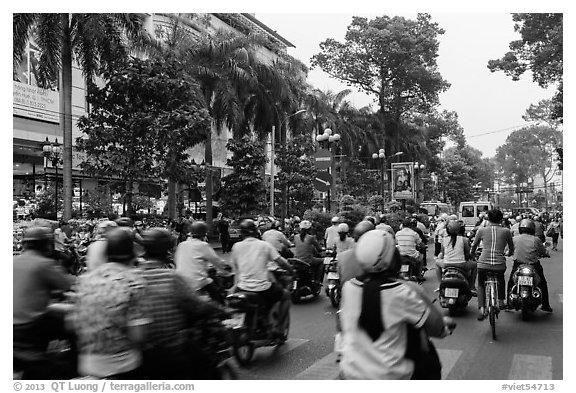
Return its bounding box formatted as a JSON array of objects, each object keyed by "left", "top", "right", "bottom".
[
  {"left": 13, "top": 81, "right": 59, "bottom": 123},
  {"left": 392, "top": 162, "right": 415, "bottom": 200}
]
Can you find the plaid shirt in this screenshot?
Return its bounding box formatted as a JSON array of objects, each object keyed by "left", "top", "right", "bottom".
[
  {"left": 471, "top": 223, "right": 514, "bottom": 271},
  {"left": 137, "top": 259, "right": 212, "bottom": 351}
]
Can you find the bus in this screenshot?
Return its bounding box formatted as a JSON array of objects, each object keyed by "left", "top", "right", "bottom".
[{"left": 419, "top": 201, "right": 453, "bottom": 218}]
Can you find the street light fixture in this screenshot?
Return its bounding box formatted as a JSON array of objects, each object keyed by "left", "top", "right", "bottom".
[
  {"left": 316, "top": 128, "right": 341, "bottom": 212},
  {"left": 414, "top": 162, "right": 425, "bottom": 202},
  {"left": 372, "top": 150, "right": 403, "bottom": 200},
  {"left": 270, "top": 109, "right": 307, "bottom": 217},
  {"left": 42, "top": 137, "right": 63, "bottom": 219}
]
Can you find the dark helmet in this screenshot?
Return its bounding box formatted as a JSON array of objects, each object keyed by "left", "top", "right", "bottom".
[
  {"left": 239, "top": 219, "right": 258, "bottom": 237},
  {"left": 142, "top": 227, "right": 174, "bottom": 258},
  {"left": 402, "top": 218, "right": 413, "bottom": 228},
  {"left": 106, "top": 228, "right": 135, "bottom": 262},
  {"left": 364, "top": 216, "right": 376, "bottom": 226},
  {"left": 22, "top": 226, "right": 54, "bottom": 242},
  {"left": 519, "top": 218, "right": 535, "bottom": 235},
  {"left": 353, "top": 220, "right": 375, "bottom": 241},
  {"left": 189, "top": 221, "right": 208, "bottom": 238},
  {"left": 115, "top": 217, "right": 134, "bottom": 228}
]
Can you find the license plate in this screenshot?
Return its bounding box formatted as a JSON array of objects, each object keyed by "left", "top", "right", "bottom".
[
  {"left": 518, "top": 276, "right": 533, "bottom": 286},
  {"left": 223, "top": 313, "right": 245, "bottom": 328},
  {"left": 324, "top": 257, "right": 333, "bottom": 265},
  {"left": 444, "top": 288, "right": 459, "bottom": 298},
  {"left": 293, "top": 280, "right": 298, "bottom": 290},
  {"left": 327, "top": 272, "right": 340, "bottom": 280},
  {"left": 400, "top": 264, "right": 410, "bottom": 273}
]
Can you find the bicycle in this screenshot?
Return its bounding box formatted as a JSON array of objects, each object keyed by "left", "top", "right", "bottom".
[{"left": 485, "top": 271, "right": 500, "bottom": 340}]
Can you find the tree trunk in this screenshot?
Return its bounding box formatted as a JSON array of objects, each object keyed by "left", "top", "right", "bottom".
[
  {"left": 60, "top": 13, "right": 73, "bottom": 221},
  {"left": 205, "top": 132, "right": 213, "bottom": 232},
  {"left": 167, "top": 179, "right": 177, "bottom": 219}
]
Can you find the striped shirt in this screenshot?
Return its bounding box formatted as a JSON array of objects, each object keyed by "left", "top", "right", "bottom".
[
  {"left": 471, "top": 223, "right": 514, "bottom": 271},
  {"left": 395, "top": 228, "right": 422, "bottom": 259}
]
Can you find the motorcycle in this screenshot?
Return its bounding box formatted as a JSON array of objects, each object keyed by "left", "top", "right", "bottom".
[
  {"left": 206, "top": 264, "right": 235, "bottom": 303},
  {"left": 398, "top": 255, "right": 425, "bottom": 284},
  {"left": 323, "top": 250, "right": 341, "bottom": 308},
  {"left": 508, "top": 261, "right": 545, "bottom": 320},
  {"left": 225, "top": 268, "right": 292, "bottom": 366},
  {"left": 288, "top": 257, "right": 323, "bottom": 303},
  {"left": 438, "top": 266, "right": 473, "bottom": 316}
]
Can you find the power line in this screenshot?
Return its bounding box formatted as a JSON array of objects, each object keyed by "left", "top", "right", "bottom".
[{"left": 467, "top": 124, "right": 533, "bottom": 139}]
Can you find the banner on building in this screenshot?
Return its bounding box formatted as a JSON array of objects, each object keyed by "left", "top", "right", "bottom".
[
  {"left": 392, "top": 162, "right": 415, "bottom": 200},
  {"left": 13, "top": 81, "right": 59, "bottom": 123}
]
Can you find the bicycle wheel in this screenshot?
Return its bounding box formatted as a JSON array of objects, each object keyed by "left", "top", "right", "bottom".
[{"left": 488, "top": 284, "right": 497, "bottom": 340}]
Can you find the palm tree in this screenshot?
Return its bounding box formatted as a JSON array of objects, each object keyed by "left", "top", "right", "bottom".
[{"left": 13, "top": 13, "right": 154, "bottom": 220}]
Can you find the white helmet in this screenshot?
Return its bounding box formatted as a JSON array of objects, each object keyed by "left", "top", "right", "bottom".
[
  {"left": 331, "top": 216, "right": 340, "bottom": 224},
  {"left": 355, "top": 230, "right": 396, "bottom": 273},
  {"left": 440, "top": 213, "right": 449, "bottom": 221},
  {"left": 448, "top": 214, "right": 458, "bottom": 221},
  {"left": 299, "top": 220, "right": 312, "bottom": 230},
  {"left": 337, "top": 223, "right": 349, "bottom": 233}
]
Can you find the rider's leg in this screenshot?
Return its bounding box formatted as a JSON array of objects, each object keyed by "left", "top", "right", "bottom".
[
  {"left": 465, "top": 260, "right": 477, "bottom": 291},
  {"left": 534, "top": 262, "right": 552, "bottom": 311},
  {"left": 476, "top": 268, "right": 487, "bottom": 319},
  {"left": 506, "top": 261, "right": 520, "bottom": 299},
  {"left": 435, "top": 259, "right": 445, "bottom": 284}
]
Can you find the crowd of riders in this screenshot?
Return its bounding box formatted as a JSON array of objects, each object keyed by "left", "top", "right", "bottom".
[{"left": 13, "top": 205, "right": 561, "bottom": 380}]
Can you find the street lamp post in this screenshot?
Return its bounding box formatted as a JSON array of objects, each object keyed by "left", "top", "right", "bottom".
[
  {"left": 414, "top": 162, "right": 425, "bottom": 202},
  {"left": 316, "top": 128, "right": 340, "bottom": 212},
  {"left": 42, "top": 137, "right": 63, "bottom": 219},
  {"left": 372, "top": 151, "right": 403, "bottom": 202},
  {"left": 271, "top": 109, "right": 306, "bottom": 218}
]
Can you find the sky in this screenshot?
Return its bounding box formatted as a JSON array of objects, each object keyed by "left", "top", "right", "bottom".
[{"left": 255, "top": 12, "right": 557, "bottom": 158}]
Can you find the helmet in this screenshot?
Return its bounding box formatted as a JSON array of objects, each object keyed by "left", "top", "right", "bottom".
[
  {"left": 189, "top": 221, "right": 208, "bottom": 238},
  {"left": 299, "top": 220, "right": 312, "bottom": 230},
  {"left": 134, "top": 220, "right": 144, "bottom": 227},
  {"left": 355, "top": 230, "right": 396, "bottom": 273},
  {"left": 533, "top": 216, "right": 540, "bottom": 221},
  {"left": 519, "top": 219, "right": 535, "bottom": 235},
  {"left": 115, "top": 217, "right": 134, "bottom": 227},
  {"left": 239, "top": 219, "right": 259, "bottom": 237},
  {"left": 331, "top": 216, "right": 340, "bottom": 224},
  {"left": 271, "top": 220, "right": 280, "bottom": 229},
  {"left": 96, "top": 220, "right": 118, "bottom": 234},
  {"left": 106, "top": 228, "right": 135, "bottom": 261},
  {"left": 337, "top": 223, "right": 349, "bottom": 233},
  {"left": 364, "top": 216, "right": 376, "bottom": 225},
  {"left": 293, "top": 216, "right": 300, "bottom": 223},
  {"left": 446, "top": 220, "right": 462, "bottom": 235},
  {"left": 402, "top": 218, "right": 413, "bottom": 228},
  {"left": 440, "top": 213, "right": 449, "bottom": 221},
  {"left": 22, "top": 226, "right": 53, "bottom": 242},
  {"left": 448, "top": 214, "right": 458, "bottom": 221},
  {"left": 142, "top": 227, "right": 174, "bottom": 258},
  {"left": 353, "top": 220, "right": 375, "bottom": 241}
]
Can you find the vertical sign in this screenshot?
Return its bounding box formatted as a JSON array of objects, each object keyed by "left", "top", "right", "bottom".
[{"left": 392, "top": 162, "right": 415, "bottom": 200}]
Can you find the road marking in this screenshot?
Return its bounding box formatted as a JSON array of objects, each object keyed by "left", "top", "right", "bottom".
[
  {"left": 508, "top": 354, "right": 552, "bottom": 380},
  {"left": 295, "top": 351, "right": 340, "bottom": 380},
  {"left": 437, "top": 349, "right": 463, "bottom": 380}
]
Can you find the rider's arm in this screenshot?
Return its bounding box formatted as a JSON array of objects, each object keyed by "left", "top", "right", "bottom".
[
  {"left": 404, "top": 281, "right": 447, "bottom": 338},
  {"left": 463, "top": 238, "right": 472, "bottom": 261},
  {"left": 203, "top": 244, "right": 229, "bottom": 270},
  {"left": 470, "top": 229, "right": 481, "bottom": 255},
  {"left": 506, "top": 230, "right": 515, "bottom": 257},
  {"left": 535, "top": 238, "right": 549, "bottom": 257}
]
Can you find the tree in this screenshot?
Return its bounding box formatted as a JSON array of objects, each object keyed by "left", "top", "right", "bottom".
[
  {"left": 488, "top": 13, "right": 563, "bottom": 122},
  {"left": 219, "top": 136, "right": 267, "bottom": 217},
  {"left": 495, "top": 126, "right": 562, "bottom": 209},
  {"left": 76, "top": 56, "right": 210, "bottom": 216},
  {"left": 275, "top": 135, "right": 316, "bottom": 219},
  {"left": 523, "top": 99, "right": 562, "bottom": 129},
  {"left": 13, "top": 13, "right": 155, "bottom": 220}
]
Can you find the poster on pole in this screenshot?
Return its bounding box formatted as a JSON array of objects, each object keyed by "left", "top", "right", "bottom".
[{"left": 392, "top": 162, "right": 414, "bottom": 200}]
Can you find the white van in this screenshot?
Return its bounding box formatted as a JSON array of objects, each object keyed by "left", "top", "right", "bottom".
[{"left": 458, "top": 201, "right": 494, "bottom": 231}]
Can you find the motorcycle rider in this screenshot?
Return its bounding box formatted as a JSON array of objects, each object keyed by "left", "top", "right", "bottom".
[
  {"left": 338, "top": 220, "right": 375, "bottom": 284},
  {"left": 339, "top": 229, "right": 455, "bottom": 380},
  {"left": 510, "top": 216, "right": 522, "bottom": 237},
  {"left": 14, "top": 226, "right": 74, "bottom": 357},
  {"left": 433, "top": 213, "right": 449, "bottom": 257},
  {"left": 294, "top": 220, "right": 325, "bottom": 283},
  {"left": 85, "top": 220, "right": 118, "bottom": 271},
  {"left": 376, "top": 215, "right": 395, "bottom": 237},
  {"left": 507, "top": 219, "right": 553, "bottom": 313},
  {"left": 262, "top": 220, "right": 294, "bottom": 259},
  {"left": 138, "top": 227, "right": 225, "bottom": 379},
  {"left": 175, "top": 221, "right": 230, "bottom": 304},
  {"left": 325, "top": 216, "right": 341, "bottom": 249},
  {"left": 533, "top": 216, "right": 546, "bottom": 243},
  {"left": 396, "top": 218, "right": 424, "bottom": 279},
  {"left": 335, "top": 223, "right": 355, "bottom": 254},
  {"left": 229, "top": 219, "right": 293, "bottom": 337},
  {"left": 434, "top": 220, "right": 477, "bottom": 294},
  {"left": 471, "top": 209, "right": 514, "bottom": 320}
]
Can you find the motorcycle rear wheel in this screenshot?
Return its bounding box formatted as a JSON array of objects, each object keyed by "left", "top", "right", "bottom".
[
  {"left": 329, "top": 287, "right": 341, "bottom": 308},
  {"left": 290, "top": 289, "right": 301, "bottom": 304},
  {"left": 232, "top": 331, "right": 255, "bottom": 367},
  {"left": 521, "top": 298, "right": 530, "bottom": 321}
]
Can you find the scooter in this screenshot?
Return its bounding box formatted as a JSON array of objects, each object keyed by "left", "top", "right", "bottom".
[
  {"left": 323, "top": 250, "right": 341, "bottom": 308},
  {"left": 398, "top": 255, "right": 425, "bottom": 284},
  {"left": 438, "top": 266, "right": 473, "bottom": 316},
  {"left": 288, "top": 258, "right": 323, "bottom": 303},
  {"left": 508, "top": 262, "right": 543, "bottom": 320},
  {"left": 225, "top": 268, "right": 292, "bottom": 366}
]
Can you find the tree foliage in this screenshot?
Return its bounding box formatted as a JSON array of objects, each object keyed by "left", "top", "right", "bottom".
[
  {"left": 76, "top": 56, "right": 211, "bottom": 214},
  {"left": 219, "top": 136, "right": 267, "bottom": 217},
  {"left": 488, "top": 13, "right": 563, "bottom": 121}
]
